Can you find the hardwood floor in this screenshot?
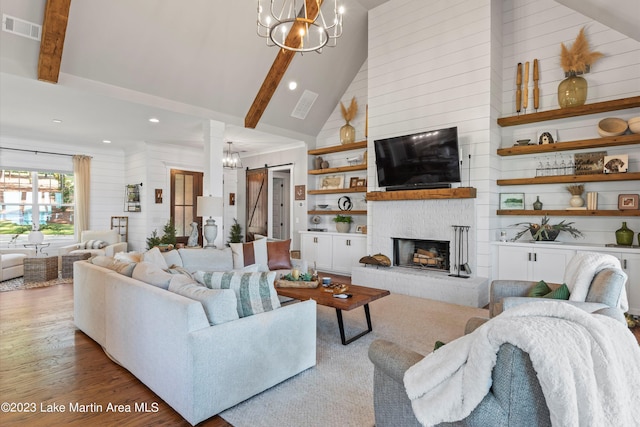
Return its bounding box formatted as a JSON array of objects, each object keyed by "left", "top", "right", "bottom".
[
  {"left": 1, "top": 279, "right": 638, "bottom": 426},
  {"left": 0, "top": 283, "right": 231, "bottom": 426}
]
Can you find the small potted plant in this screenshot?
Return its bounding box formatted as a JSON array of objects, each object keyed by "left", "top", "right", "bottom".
[
  {"left": 332, "top": 214, "right": 353, "bottom": 233},
  {"left": 566, "top": 184, "right": 585, "bottom": 207},
  {"left": 511, "top": 216, "right": 583, "bottom": 242}
]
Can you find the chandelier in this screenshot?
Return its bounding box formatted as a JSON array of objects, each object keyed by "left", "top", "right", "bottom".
[
  {"left": 256, "top": 0, "right": 344, "bottom": 53},
  {"left": 223, "top": 142, "right": 243, "bottom": 169}
]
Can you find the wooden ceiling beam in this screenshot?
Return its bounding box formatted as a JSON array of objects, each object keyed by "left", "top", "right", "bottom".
[
  {"left": 38, "top": 0, "right": 72, "bottom": 84},
  {"left": 245, "top": 0, "right": 322, "bottom": 129}
]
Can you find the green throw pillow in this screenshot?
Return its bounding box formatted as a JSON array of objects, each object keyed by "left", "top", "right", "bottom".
[
  {"left": 528, "top": 280, "right": 552, "bottom": 297},
  {"left": 543, "top": 283, "right": 570, "bottom": 300},
  {"left": 433, "top": 341, "right": 446, "bottom": 351}
]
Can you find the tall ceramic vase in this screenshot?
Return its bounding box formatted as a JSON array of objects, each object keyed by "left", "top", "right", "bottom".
[
  {"left": 558, "top": 71, "right": 587, "bottom": 108},
  {"left": 340, "top": 122, "right": 355, "bottom": 145}
]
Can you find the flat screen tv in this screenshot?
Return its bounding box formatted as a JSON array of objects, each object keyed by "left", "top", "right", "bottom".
[{"left": 374, "top": 127, "right": 461, "bottom": 190}]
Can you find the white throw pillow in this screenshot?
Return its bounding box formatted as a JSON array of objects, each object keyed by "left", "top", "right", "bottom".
[
  {"left": 142, "top": 247, "right": 169, "bottom": 270},
  {"left": 168, "top": 277, "right": 239, "bottom": 325},
  {"left": 132, "top": 261, "right": 173, "bottom": 289},
  {"left": 114, "top": 251, "right": 142, "bottom": 263},
  {"left": 193, "top": 271, "right": 280, "bottom": 317},
  {"left": 229, "top": 242, "right": 244, "bottom": 268},
  {"left": 253, "top": 237, "right": 268, "bottom": 267},
  {"left": 162, "top": 249, "right": 183, "bottom": 268}
]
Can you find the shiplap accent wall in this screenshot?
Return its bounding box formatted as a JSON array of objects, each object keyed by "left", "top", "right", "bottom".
[
  {"left": 367, "top": 0, "right": 494, "bottom": 277},
  {"left": 498, "top": 0, "right": 640, "bottom": 245},
  {"left": 0, "top": 136, "right": 125, "bottom": 243}
]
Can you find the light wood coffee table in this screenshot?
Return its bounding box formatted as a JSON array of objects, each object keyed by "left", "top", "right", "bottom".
[{"left": 276, "top": 283, "right": 390, "bottom": 345}]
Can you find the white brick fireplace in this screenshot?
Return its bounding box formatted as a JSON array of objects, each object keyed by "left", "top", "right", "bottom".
[{"left": 352, "top": 197, "right": 489, "bottom": 308}]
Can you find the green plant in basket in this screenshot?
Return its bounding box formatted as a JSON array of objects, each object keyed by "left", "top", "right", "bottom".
[
  {"left": 283, "top": 272, "right": 313, "bottom": 281},
  {"left": 511, "top": 216, "right": 583, "bottom": 241}
]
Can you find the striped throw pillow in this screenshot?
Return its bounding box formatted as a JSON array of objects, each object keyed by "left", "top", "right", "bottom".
[
  {"left": 82, "top": 239, "right": 107, "bottom": 249},
  {"left": 193, "top": 271, "right": 280, "bottom": 317}
]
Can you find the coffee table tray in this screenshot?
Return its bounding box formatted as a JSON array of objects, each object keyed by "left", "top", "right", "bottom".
[{"left": 275, "top": 279, "right": 319, "bottom": 288}]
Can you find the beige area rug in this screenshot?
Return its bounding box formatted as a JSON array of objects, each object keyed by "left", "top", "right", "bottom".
[
  {"left": 0, "top": 276, "right": 71, "bottom": 292},
  {"left": 220, "top": 293, "right": 488, "bottom": 427}
]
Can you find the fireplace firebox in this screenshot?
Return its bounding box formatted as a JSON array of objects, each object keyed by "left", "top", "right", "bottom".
[{"left": 392, "top": 238, "right": 450, "bottom": 272}]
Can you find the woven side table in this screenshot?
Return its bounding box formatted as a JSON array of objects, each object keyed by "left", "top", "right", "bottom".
[
  {"left": 23, "top": 256, "right": 58, "bottom": 283},
  {"left": 61, "top": 253, "right": 92, "bottom": 279}
]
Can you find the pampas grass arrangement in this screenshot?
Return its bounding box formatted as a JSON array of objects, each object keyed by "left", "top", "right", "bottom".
[
  {"left": 566, "top": 184, "right": 584, "bottom": 195},
  {"left": 340, "top": 97, "right": 358, "bottom": 124},
  {"left": 560, "top": 27, "right": 603, "bottom": 74}
]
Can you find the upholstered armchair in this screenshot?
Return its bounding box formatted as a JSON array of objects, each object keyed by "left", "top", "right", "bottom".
[
  {"left": 0, "top": 248, "right": 36, "bottom": 281},
  {"left": 490, "top": 253, "right": 628, "bottom": 323},
  {"left": 59, "top": 230, "right": 127, "bottom": 259}
]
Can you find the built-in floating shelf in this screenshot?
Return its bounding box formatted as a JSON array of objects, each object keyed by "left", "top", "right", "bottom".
[
  {"left": 366, "top": 187, "right": 476, "bottom": 201},
  {"left": 308, "top": 187, "right": 367, "bottom": 195},
  {"left": 308, "top": 164, "right": 367, "bottom": 175},
  {"left": 498, "top": 172, "right": 640, "bottom": 186},
  {"left": 308, "top": 140, "right": 367, "bottom": 155},
  {"left": 307, "top": 210, "right": 367, "bottom": 215},
  {"left": 497, "top": 209, "right": 640, "bottom": 217},
  {"left": 497, "top": 134, "right": 640, "bottom": 156},
  {"left": 497, "top": 96, "right": 640, "bottom": 127}
]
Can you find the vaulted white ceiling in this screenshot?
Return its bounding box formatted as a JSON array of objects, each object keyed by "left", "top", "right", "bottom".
[{"left": 1, "top": 0, "right": 384, "bottom": 153}]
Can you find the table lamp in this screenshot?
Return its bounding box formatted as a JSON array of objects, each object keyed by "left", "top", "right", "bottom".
[{"left": 197, "top": 196, "right": 223, "bottom": 248}]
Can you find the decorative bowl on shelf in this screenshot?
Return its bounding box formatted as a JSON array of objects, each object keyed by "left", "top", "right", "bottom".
[
  {"left": 316, "top": 204, "right": 329, "bottom": 209},
  {"left": 629, "top": 116, "right": 640, "bottom": 134},
  {"left": 597, "top": 117, "right": 628, "bottom": 137},
  {"left": 515, "top": 139, "right": 531, "bottom": 146}
]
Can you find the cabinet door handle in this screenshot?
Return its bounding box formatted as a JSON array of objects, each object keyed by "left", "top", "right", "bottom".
[
  {"left": 528, "top": 252, "right": 532, "bottom": 262},
  {"left": 623, "top": 259, "right": 627, "bottom": 269},
  {"left": 314, "top": 237, "right": 317, "bottom": 243},
  {"left": 534, "top": 253, "right": 537, "bottom": 262},
  {"left": 347, "top": 240, "right": 351, "bottom": 246}
]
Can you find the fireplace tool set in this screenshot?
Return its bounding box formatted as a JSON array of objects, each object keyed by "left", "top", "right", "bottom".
[{"left": 450, "top": 225, "right": 471, "bottom": 278}]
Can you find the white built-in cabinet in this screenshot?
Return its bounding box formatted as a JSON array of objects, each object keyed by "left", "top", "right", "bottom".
[
  {"left": 300, "top": 231, "right": 366, "bottom": 275},
  {"left": 497, "top": 245, "right": 574, "bottom": 284},
  {"left": 494, "top": 242, "right": 640, "bottom": 315}
]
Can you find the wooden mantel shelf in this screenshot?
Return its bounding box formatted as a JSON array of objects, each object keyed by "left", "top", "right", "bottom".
[
  {"left": 497, "top": 96, "right": 640, "bottom": 127},
  {"left": 497, "top": 134, "right": 640, "bottom": 156},
  {"left": 367, "top": 187, "right": 476, "bottom": 201},
  {"left": 498, "top": 209, "right": 640, "bottom": 217},
  {"left": 308, "top": 141, "right": 367, "bottom": 155}
]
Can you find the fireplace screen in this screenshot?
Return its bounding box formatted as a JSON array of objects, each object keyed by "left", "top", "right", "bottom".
[{"left": 392, "top": 238, "right": 450, "bottom": 272}]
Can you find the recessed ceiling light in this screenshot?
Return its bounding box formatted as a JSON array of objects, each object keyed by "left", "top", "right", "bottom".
[
  {"left": 52, "top": 119, "right": 62, "bottom": 123},
  {"left": 149, "top": 117, "right": 160, "bottom": 123},
  {"left": 102, "top": 140, "right": 112, "bottom": 144},
  {"left": 288, "top": 81, "right": 297, "bottom": 90}
]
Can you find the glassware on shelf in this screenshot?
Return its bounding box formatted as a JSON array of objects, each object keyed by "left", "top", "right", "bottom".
[
  {"left": 559, "top": 155, "right": 567, "bottom": 175},
  {"left": 544, "top": 156, "right": 552, "bottom": 176},
  {"left": 552, "top": 154, "right": 560, "bottom": 176},
  {"left": 536, "top": 157, "right": 544, "bottom": 177}
]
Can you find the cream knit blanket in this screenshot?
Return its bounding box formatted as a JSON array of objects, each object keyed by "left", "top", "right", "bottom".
[
  {"left": 563, "top": 251, "right": 628, "bottom": 311},
  {"left": 404, "top": 302, "right": 640, "bottom": 427}
]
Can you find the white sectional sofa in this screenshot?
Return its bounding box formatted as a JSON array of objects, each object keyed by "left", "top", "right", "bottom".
[
  {"left": 0, "top": 248, "right": 36, "bottom": 281},
  {"left": 73, "top": 245, "right": 316, "bottom": 425}
]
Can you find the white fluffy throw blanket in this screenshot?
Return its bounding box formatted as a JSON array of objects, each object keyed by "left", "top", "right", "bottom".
[
  {"left": 404, "top": 302, "right": 640, "bottom": 427},
  {"left": 563, "top": 251, "right": 628, "bottom": 311}
]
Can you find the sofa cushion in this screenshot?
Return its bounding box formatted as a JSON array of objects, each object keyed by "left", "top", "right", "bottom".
[
  {"left": 543, "top": 283, "right": 570, "bottom": 300},
  {"left": 89, "top": 255, "right": 136, "bottom": 276},
  {"left": 193, "top": 271, "right": 280, "bottom": 317},
  {"left": 114, "top": 251, "right": 143, "bottom": 263},
  {"left": 162, "top": 249, "right": 183, "bottom": 268},
  {"left": 230, "top": 238, "right": 268, "bottom": 270},
  {"left": 168, "top": 276, "right": 239, "bottom": 325},
  {"left": 528, "top": 280, "right": 551, "bottom": 297},
  {"left": 142, "top": 247, "right": 170, "bottom": 270},
  {"left": 267, "top": 239, "right": 293, "bottom": 270},
  {"left": 81, "top": 239, "right": 107, "bottom": 249},
  {"left": 2, "top": 253, "right": 27, "bottom": 268},
  {"left": 177, "top": 247, "right": 233, "bottom": 273},
  {"left": 132, "top": 261, "right": 173, "bottom": 289}
]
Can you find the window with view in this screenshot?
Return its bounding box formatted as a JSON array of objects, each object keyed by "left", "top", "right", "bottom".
[{"left": 0, "top": 170, "right": 75, "bottom": 243}]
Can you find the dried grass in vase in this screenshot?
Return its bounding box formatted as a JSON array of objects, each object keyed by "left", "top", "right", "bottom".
[
  {"left": 566, "top": 184, "right": 584, "bottom": 195},
  {"left": 560, "top": 27, "right": 603, "bottom": 74},
  {"left": 340, "top": 97, "right": 358, "bottom": 124}
]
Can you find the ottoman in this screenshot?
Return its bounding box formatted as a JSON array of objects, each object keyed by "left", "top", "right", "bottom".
[
  {"left": 23, "top": 256, "right": 58, "bottom": 283},
  {"left": 61, "top": 253, "right": 92, "bottom": 279}
]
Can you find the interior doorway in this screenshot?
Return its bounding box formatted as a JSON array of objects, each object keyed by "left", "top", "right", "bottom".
[
  {"left": 170, "top": 169, "right": 203, "bottom": 246},
  {"left": 269, "top": 169, "right": 291, "bottom": 240}
]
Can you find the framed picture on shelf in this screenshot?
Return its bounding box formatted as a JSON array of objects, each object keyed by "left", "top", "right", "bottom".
[
  {"left": 356, "top": 178, "right": 367, "bottom": 188},
  {"left": 536, "top": 129, "right": 557, "bottom": 145},
  {"left": 499, "top": 193, "right": 525, "bottom": 210},
  {"left": 349, "top": 177, "right": 359, "bottom": 188},
  {"left": 574, "top": 151, "right": 606, "bottom": 175},
  {"left": 603, "top": 155, "right": 628, "bottom": 174},
  {"left": 356, "top": 225, "right": 367, "bottom": 234},
  {"left": 320, "top": 175, "right": 344, "bottom": 190},
  {"left": 618, "top": 194, "right": 639, "bottom": 210}
]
